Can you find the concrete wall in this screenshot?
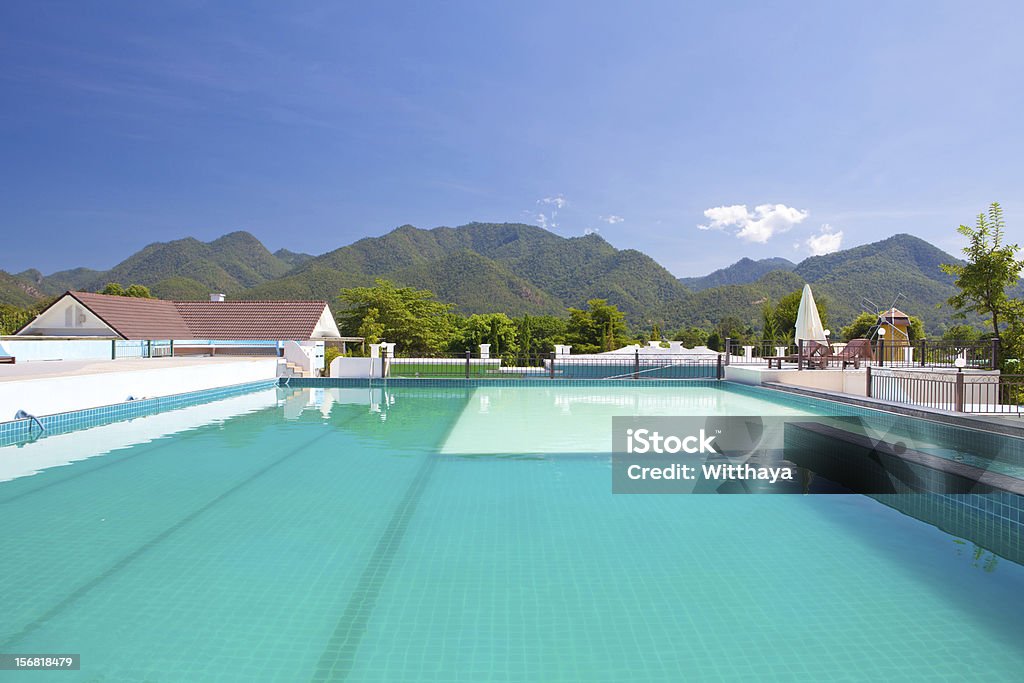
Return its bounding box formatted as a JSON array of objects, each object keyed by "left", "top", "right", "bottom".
[
  {"left": 330, "top": 356, "right": 383, "bottom": 378},
  {"left": 1, "top": 339, "right": 115, "bottom": 361},
  {"left": 725, "top": 365, "right": 868, "bottom": 396},
  {"left": 0, "top": 358, "right": 278, "bottom": 421}
]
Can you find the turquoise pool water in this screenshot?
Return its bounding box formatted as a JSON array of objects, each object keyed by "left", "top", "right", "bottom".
[{"left": 1, "top": 384, "right": 1022, "bottom": 681}]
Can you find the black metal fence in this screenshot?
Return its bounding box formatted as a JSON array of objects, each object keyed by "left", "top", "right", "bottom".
[
  {"left": 867, "top": 367, "right": 1024, "bottom": 414},
  {"left": 724, "top": 337, "right": 1000, "bottom": 371},
  {"left": 379, "top": 350, "right": 724, "bottom": 380}
]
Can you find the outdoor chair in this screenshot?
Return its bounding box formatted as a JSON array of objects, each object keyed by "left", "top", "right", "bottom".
[
  {"left": 766, "top": 341, "right": 830, "bottom": 369},
  {"left": 830, "top": 338, "right": 873, "bottom": 369}
]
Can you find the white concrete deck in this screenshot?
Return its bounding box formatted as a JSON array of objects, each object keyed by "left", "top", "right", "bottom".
[
  {"left": 725, "top": 364, "right": 869, "bottom": 396},
  {"left": 0, "top": 357, "right": 279, "bottom": 420}
]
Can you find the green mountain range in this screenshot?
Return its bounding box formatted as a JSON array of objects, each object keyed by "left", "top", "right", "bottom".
[{"left": 0, "top": 222, "right": 974, "bottom": 333}]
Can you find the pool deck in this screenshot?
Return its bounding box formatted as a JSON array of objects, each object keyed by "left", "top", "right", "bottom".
[{"left": 0, "top": 357, "right": 279, "bottom": 421}]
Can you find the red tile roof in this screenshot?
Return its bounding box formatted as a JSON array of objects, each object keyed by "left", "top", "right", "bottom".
[
  {"left": 173, "top": 300, "right": 330, "bottom": 340},
  {"left": 66, "top": 291, "right": 331, "bottom": 340},
  {"left": 69, "top": 291, "right": 192, "bottom": 340}
]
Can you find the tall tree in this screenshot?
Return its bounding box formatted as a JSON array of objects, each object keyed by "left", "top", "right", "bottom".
[
  {"left": 337, "top": 279, "right": 455, "bottom": 356},
  {"left": 941, "top": 202, "right": 1024, "bottom": 341},
  {"left": 566, "top": 299, "right": 630, "bottom": 353}
]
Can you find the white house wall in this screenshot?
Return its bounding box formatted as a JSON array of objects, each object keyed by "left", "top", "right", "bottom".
[{"left": 17, "top": 295, "right": 117, "bottom": 337}]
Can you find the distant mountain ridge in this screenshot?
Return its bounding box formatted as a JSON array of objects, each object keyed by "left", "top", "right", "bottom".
[
  {"left": 1, "top": 223, "right": 972, "bottom": 332},
  {"left": 680, "top": 256, "right": 796, "bottom": 291}
]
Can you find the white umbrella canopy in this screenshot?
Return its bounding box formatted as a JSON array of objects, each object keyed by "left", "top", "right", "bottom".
[{"left": 794, "top": 283, "right": 826, "bottom": 342}]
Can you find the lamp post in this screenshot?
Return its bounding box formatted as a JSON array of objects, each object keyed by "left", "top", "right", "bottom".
[
  {"left": 877, "top": 327, "right": 885, "bottom": 367},
  {"left": 954, "top": 356, "right": 966, "bottom": 374}
]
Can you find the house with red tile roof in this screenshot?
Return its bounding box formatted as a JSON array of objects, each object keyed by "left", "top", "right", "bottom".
[
  {"left": 16, "top": 291, "right": 342, "bottom": 341},
  {"left": 14, "top": 291, "right": 348, "bottom": 375}
]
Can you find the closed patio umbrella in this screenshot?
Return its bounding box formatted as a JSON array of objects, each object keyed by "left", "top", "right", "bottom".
[{"left": 794, "top": 283, "right": 825, "bottom": 342}]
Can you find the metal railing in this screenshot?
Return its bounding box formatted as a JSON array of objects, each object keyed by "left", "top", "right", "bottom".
[
  {"left": 724, "top": 337, "right": 1000, "bottom": 371},
  {"left": 112, "top": 340, "right": 174, "bottom": 359},
  {"left": 867, "top": 367, "right": 1024, "bottom": 414},
  {"left": 378, "top": 350, "right": 724, "bottom": 380}
]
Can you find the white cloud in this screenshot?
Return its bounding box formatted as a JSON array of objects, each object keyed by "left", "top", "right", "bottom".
[
  {"left": 538, "top": 195, "right": 567, "bottom": 209},
  {"left": 583, "top": 227, "right": 600, "bottom": 235},
  {"left": 805, "top": 224, "right": 844, "bottom": 256},
  {"left": 600, "top": 215, "right": 624, "bottom": 224},
  {"left": 698, "top": 203, "right": 809, "bottom": 243},
  {"left": 533, "top": 195, "right": 567, "bottom": 231}
]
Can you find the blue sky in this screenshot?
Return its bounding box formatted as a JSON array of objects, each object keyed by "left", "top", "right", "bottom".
[{"left": 2, "top": 1, "right": 1022, "bottom": 276}]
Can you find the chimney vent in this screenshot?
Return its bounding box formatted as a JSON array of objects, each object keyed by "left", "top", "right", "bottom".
[{"left": 210, "top": 293, "right": 226, "bottom": 302}]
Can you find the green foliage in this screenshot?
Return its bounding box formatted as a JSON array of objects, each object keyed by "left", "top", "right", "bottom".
[
  {"left": 942, "top": 324, "right": 983, "bottom": 342},
  {"left": 840, "top": 312, "right": 877, "bottom": 341},
  {"left": 705, "top": 331, "right": 723, "bottom": 352},
  {"left": 337, "top": 279, "right": 455, "bottom": 356},
  {"left": 323, "top": 345, "right": 343, "bottom": 371},
  {"left": 0, "top": 304, "right": 33, "bottom": 335},
  {"left": 771, "top": 289, "right": 829, "bottom": 340},
  {"left": 451, "top": 313, "right": 518, "bottom": 356},
  {"left": 941, "top": 202, "right": 1024, "bottom": 340},
  {"left": 101, "top": 282, "right": 153, "bottom": 298},
  {"left": 515, "top": 314, "right": 567, "bottom": 357},
  {"left": 907, "top": 316, "right": 925, "bottom": 341},
  {"left": 566, "top": 299, "right": 631, "bottom": 353},
  {"left": 671, "top": 326, "right": 709, "bottom": 347},
  {"left": 761, "top": 300, "right": 780, "bottom": 341}
]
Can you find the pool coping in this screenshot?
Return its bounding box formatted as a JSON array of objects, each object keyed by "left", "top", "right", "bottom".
[
  {"left": 0, "top": 379, "right": 278, "bottom": 447},
  {"left": 761, "top": 382, "right": 1024, "bottom": 439}
]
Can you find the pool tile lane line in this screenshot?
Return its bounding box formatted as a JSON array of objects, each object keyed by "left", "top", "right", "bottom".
[
  {"left": 310, "top": 453, "right": 439, "bottom": 682},
  {"left": 0, "top": 428, "right": 336, "bottom": 650},
  {"left": 309, "top": 388, "right": 475, "bottom": 682}
]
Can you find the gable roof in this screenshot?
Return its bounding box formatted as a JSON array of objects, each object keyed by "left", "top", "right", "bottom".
[
  {"left": 21, "top": 291, "right": 335, "bottom": 340},
  {"left": 69, "top": 291, "right": 193, "bottom": 339},
  {"left": 173, "top": 300, "right": 334, "bottom": 340}
]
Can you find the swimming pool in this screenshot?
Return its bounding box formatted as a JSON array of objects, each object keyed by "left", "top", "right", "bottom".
[{"left": 1, "top": 382, "right": 1022, "bottom": 681}]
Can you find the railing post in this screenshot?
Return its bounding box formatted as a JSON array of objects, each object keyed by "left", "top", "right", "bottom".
[
  {"left": 955, "top": 371, "right": 965, "bottom": 412},
  {"left": 878, "top": 338, "right": 885, "bottom": 367},
  {"left": 797, "top": 339, "right": 804, "bottom": 371},
  {"left": 865, "top": 365, "right": 872, "bottom": 398},
  {"left": 724, "top": 337, "right": 731, "bottom": 365},
  {"left": 147, "top": 340, "right": 152, "bottom": 358},
  {"left": 549, "top": 351, "right": 555, "bottom": 380},
  {"left": 633, "top": 349, "right": 640, "bottom": 380},
  {"left": 111, "top": 340, "right": 116, "bottom": 360},
  {"left": 465, "top": 349, "right": 471, "bottom": 379},
  {"left": 170, "top": 340, "right": 175, "bottom": 357},
  {"left": 716, "top": 354, "right": 724, "bottom": 380},
  {"left": 991, "top": 337, "right": 1000, "bottom": 371},
  {"left": 920, "top": 339, "right": 926, "bottom": 367}
]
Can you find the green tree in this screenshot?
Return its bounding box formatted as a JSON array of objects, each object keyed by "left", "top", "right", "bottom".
[
  {"left": 356, "top": 307, "right": 385, "bottom": 346},
  {"left": 566, "top": 299, "right": 630, "bottom": 353},
  {"left": 840, "top": 312, "right": 876, "bottom": 341},
  {"left": 942, "top": 324, "right": 983, "bottom": 342},
  {"left": 907, "top": 316, "right": 925, "bottom": 341},
  {"left": 773, "top": 289, "right": 829, "bottom": 341},
  {"left": 101, "top": 282, "right": 153, "bottom": 298},
  {"left": 671, "top": 326, "right": 709, "bottom": 348},
  {"left": 761, "top": 301, "right": 780, "bottom": 341},
  {"left": 0, "top": 304, "right": 33, "bottom": 335},
  {"left": 941, "top": 202, "right": 1024, "bottom": 341},
  {"left": 453, "top": 313, "right": 518, "bottom": 356},
  {"left": 337, "top": 279, "right": 455, "bottom": 356},
  {"left": 515, "top": 314, "right": 568, "bottom": 357}
]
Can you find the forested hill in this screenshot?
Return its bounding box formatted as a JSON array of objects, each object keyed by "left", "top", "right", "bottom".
[{"left": 2, "top": 223, "right": 969, "bottom": 332}]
